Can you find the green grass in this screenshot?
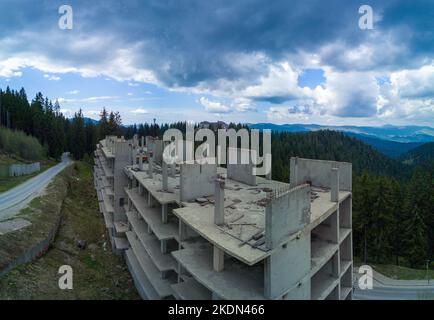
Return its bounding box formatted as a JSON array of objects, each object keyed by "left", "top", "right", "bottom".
[
  {"left": 371, "top": 264, "right": 434, "bottom": 281},
  {"left": 0, "top": 158, "right": 57, "bottom": 193},
  {"left": 354, "top": 257, "right": 434, "bottom": 281},
  {"left": 0, "top": 161, "right": 139, "bottom": 300}
]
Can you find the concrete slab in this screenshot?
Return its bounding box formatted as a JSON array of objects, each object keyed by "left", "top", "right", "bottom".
[
  {"left": 125, "top": 249, "right": 160, "bottom": 300},
  {"left": 127, "top": 211, "right": 177, "bottom": 272},
  {"left": 126, "top": 231, "right": 175, "bottom": 298},
  {"left": 114, "top": 236, "right": 129, "bottom": 250},
  {"left": 172, "top": 244, "right": 265, "bottom": 300},
  {"left": 125, "top": 188, "right": 179, "bottom": 241},
  {"left": 171, "top": 277, "right": 212, "bottom": 300},
  {"left": 127, "top": 167, "right": 180, "bottom": 205}
]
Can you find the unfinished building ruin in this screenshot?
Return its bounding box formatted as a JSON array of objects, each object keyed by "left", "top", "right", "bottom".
[{"left": 93, "top": 135, "right": 353, "bottom": 300}]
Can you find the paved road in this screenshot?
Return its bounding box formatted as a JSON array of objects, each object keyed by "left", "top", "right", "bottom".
[
  {"left": 353, "top": 271, "right": 434, "bottom": 300},
  {"left": 0, "top": 153, "right": 71, "bottom": 221},
  {"left": 354, "top": 285, "right": 434, "bottom": 300}
]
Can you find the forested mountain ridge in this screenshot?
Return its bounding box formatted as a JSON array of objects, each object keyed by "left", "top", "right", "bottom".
[
  {"left": 400, "top": 142, "right": 434, "bottom": 167},
  {"left": 343, "top": 132, "right": 423, "bottom": 158},
  {"left": 270, "top": 130, "right": 410, "bottom": 182}
]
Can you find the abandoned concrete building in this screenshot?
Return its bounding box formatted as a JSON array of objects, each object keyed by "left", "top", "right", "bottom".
[{"left": 93, "top": 135, "right": 353, "bottom": 300}]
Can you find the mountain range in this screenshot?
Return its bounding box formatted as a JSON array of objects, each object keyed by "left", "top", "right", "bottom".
[{"left": 248, "top": 123, "right": 434, "bottom": 158}]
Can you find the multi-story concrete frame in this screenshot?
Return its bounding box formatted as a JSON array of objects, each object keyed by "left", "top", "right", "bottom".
[
  {"left": 94, "top": 135, "right": 353, "bottom": 300},
  {"left": 94, "top": 136, "right": 131, "bottom": 254}
]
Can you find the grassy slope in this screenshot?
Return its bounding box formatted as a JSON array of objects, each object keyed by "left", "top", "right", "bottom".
[
  {"left": 372, "top": 264, "right": 434, "bottom": 281},
  {"left": 0, "top": 162, "right": 139, "bottom": 300},
  {"left": 354, "top": 257, "right": 434, "bottom": 281},
  {"left": 0, "top": 153, "right": 57, "bottom": 193}
]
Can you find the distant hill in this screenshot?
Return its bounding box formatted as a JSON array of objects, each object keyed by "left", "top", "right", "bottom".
[
  {"left": 249, "top": 123, "right": 434, "bottom": 143},
  {"left": 343, "top": 132, "right": 423, "bottom": 158},
  {"left": 270, "top": 130, "right": 410, "bottom": 181},
  {"left": 83, "top": 117, "right": 99, "bottom": 125},
  {"left": 399, "top": 142, "right": 434, "bottom": 167}
]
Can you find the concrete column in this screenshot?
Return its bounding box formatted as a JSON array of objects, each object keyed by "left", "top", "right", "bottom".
[
  {"left": 266, "top": 167, "right": 272, "bottom": 180},
  {"left": 148, "top": 156, "right": 154, "bottom": 178},
  {"left": 331, "top": 167, "right": 339, "bottom": 202},
  {"left": 214, "top": 177, "right": 225, "bottom": 226},
  {"left": 213, "top": 245, "right": 224, "bottom": 272},
  {"left": 147, "top": 192, "right": 154, "bottom": 207},
  {"left": 161, "top": 239, "right": 168, "bottom": 254},
  {"left": 138, "top": 151, "right": 143, "bottom": 171},
  {"left": 289, "top": 157, "right": 299, "bottom": 187},
  {"left": 179, "top": 220, "right": 188, "bottom": 242},
  {"left": 162, "top": 204, "right": 168, "bottom": 223},
  {"left": 170, "top": 163, "right": 176, "bottom": 177},
  {"left": 141, "top": 136, "right": 145, "bottom": 147},
  {"left": 162, "top": 160, "right": 168, "bottom": 191}
]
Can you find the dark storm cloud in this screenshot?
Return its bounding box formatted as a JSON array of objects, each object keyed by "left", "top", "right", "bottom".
[{"left": 1, "top": 0, "right": 434, "bottom": 109}]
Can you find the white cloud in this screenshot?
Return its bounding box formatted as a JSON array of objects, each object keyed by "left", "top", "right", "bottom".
[
  {"left": 56, "top": 96, "right": 119, "bottom": 104},
  {"left": 199, "top": 97, "right": 231, "bottom": 113},
  {"left": 44, "top": 74, "right": 61, "bottom": 81},
  {"left": 131, "top": 108, "right": 148, "bottom": 114},
  {"left": 67, "top": 90, "right": 80, "bottom": 95}
]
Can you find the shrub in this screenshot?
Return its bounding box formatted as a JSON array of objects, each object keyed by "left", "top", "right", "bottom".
[{"left": 0, "top": 127, "right": 45, "bottom": 161}]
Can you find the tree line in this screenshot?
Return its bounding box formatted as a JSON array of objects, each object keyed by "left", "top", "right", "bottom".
[{"left": 0, "top": 87, "right": 122, "bottom": 161}]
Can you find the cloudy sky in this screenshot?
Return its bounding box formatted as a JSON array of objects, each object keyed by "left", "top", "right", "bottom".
[{"left": 0, "top": 0, "right": 433, "bottom": 126}]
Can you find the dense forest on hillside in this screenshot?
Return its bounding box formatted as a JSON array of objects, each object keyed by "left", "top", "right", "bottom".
[
  {"left": 400, "top": 142, "right": 434, "bottom": 167},
  {"left": 0, "top": 87, "right": 122, "bottom": 160},
  {"left": 1, "top": 85, "right": 433, "bottom": 269}
]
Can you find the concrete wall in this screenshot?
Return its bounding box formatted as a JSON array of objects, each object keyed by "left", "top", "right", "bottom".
[
  {"left": 146, "top": 137, "right": 164, "bottom": 165},
  {"left": 264, "top": 230, "right": 311, "bottom": 299},
  {"left": 5, "top": 162, "right": 41, "bottom": 177},
  {"left": 290, "top": 157, "right": 352, "bottom": 191},
  {"left": 265, "top": 184, "right": 311, "bottom": 250},
  {"left": 180, "top": 163, "right": 216, "bottom": 201},
  {"left": 227, "top": 148, "right": 256, "bottom": 186},
  {"left": 113, "top": 141, "right": 132, "bottom": 222}
]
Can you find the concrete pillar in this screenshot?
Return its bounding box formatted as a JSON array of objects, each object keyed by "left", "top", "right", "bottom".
[
  {"left": 170, "top": 163, "right": 176, "bottom": 177},
  {"left": 147, "top": 192, "right": 154, "bottom": 207},
  {"left": 141, "top": 136, "right": 145, "bottom": 147},
  {"left": 138, "top": 151, "right": 143, "bottom": 171},
  {"left": 331, "top": 167, "right": 339, "bottom": 202},
  {"left": 266, "top": 165, "right": 272, "bottom": 180},
  {"left": 213, "top": 245, "right": 224, "bottom": 272},
  {"left": 214, "top": 177, "right": 225, "bottom": 226},
  {"left": 161, "top": 239, "right": 168, "bottom": 254},
  {"left": 162, "top": 160, "right": 168, "bottom": 191},
  {"left": 162, "top": 204, "right": 169, "bottom": 223},
  {"left": 148, "top": 156, "right": 154, "bottom": 178}
]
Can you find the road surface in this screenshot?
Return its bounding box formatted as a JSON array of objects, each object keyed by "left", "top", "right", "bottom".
[
  {"left": 0, "top": 153, "right": 71, "bottom": 221},
  {"left": 354, "top": 285, "right": 434, "bottom": 300},
  {"left": 353, "top": 270, "right": 434, "bottom": 300}
]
